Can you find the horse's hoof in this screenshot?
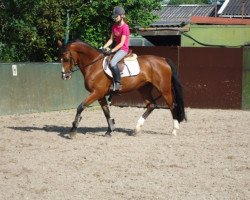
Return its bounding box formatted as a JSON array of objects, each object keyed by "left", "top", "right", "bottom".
[
  {"left": 128, "top": 131, "right": 137, "bottom": 136},
  {"left": 135, "top": 128, "right": 142, "bottom": 135},
  {"left": 69, "top": 131, "right": 77, "bottom": 139},
  {"left": 172, "top": 129, "right": 177, "bottom": 136},
  {"left": 104, "top": 132, "right": 112, "bottom": 137}
]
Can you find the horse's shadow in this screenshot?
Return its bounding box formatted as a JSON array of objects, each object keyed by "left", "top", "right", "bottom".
[{"left": 7, "top": 125, "right": 138, "bottom": 139}]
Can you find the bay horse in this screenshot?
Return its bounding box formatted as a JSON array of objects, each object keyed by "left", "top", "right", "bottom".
[{"left": 58, "top": 40, "right": 186, "bottom": 138}]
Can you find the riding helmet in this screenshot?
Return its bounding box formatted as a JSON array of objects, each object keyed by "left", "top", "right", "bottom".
[{"left": 112, "top": 6, "right": 125, "bottom": 18}]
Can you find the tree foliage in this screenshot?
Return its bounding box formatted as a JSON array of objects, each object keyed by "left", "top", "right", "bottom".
[{"left": 0, "top": 0, "right": 161, "bottom": 62}]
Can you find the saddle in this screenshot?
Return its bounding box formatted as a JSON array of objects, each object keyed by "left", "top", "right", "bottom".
[
  {"left": 107, "top": 50, "right": 138, "bottom": 71},
  {"left": 103, "top": 54, "right": 140, "bottom": 78}
]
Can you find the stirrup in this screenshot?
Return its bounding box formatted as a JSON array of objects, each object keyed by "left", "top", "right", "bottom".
[{"left": 110, "top": 83, "right": 121, "bottom": 91}]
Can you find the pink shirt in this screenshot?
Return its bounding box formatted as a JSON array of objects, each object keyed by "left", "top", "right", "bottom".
[{"left": 112, "top": 23, "right": 130, "bottom": 52}]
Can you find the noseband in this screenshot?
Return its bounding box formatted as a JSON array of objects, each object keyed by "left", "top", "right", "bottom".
[{"left": 61, "top": 51, "right": 78, "bottom": 79}]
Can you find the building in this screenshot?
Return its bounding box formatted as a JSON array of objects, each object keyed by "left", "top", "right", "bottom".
[{"left": 135, "top": 0, "right": 250, "bottom": 47}]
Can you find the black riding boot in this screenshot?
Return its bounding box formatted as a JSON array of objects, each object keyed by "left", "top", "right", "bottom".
[{"left": 111, "top": 65, "right": 121, "bottom": 91}]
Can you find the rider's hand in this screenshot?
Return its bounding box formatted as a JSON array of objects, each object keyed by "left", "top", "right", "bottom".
[
  {"left": 101, "top": 48, "right": 112, "bottom": 56},
  {"left": 105, "top": 49, "right": 112, "bottom": 56}
]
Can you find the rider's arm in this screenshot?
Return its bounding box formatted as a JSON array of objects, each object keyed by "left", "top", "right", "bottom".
[
  {"left": 111, "top": 35, "right": 126, "bottom": 53},
  {"left": 103, "top": 33, "right": 114, "bottom": 49}
]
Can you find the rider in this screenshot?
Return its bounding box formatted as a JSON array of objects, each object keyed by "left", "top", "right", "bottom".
[{"left": 102, "top": 6, "right": 130, "bottom": 91}]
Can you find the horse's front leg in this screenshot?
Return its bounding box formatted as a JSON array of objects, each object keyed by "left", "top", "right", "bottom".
[
  {"left": 98, "top": 97, "right": 115, "bottom": 137},
  {"left": 69, "top": 92, "right": 98, "bottom": 139},
  {"left": 69, "top": 102, "right": 85, "bottom": 138}
]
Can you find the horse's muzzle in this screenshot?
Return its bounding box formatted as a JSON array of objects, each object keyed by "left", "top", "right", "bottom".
[{"left": 62, "top": 72, "right": 72, "bottom": 80}]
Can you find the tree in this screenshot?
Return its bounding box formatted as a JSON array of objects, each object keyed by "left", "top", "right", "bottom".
[
  {"left": 0, "top": 0, "right": 162, "bottom": 62},
  {"left": 0, "top": 0, "right": 66, "bottom": 62}
]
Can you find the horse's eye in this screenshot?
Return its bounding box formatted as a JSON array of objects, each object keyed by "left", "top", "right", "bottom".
[{"left": 62, "top": 58, "right": 69, "bottom": 62}]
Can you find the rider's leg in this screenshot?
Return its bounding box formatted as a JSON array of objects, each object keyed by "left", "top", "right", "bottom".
[
  {"left": 110, "top": 66, "right": 121, "bottom": 90},
  {"left": 110, "top": 50, "right": 127, "bottom": 91}
]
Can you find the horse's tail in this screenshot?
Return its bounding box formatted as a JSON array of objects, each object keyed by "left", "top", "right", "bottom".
[{"left": 167, "top": 58, "right": 186, "bottom": 122}]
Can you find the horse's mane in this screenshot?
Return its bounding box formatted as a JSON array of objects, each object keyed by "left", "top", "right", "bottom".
[{"left": 68, "top": 39, "right": 102, "bottom": 53}]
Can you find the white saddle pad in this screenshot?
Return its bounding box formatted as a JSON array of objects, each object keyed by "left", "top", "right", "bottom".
[{"left": 103, "top": 56, "right": 140, "bottom": 78}]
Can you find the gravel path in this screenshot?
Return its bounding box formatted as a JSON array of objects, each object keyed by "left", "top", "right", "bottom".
[{"left": 0, "top": 107, "right": 249, "bottom": 200}]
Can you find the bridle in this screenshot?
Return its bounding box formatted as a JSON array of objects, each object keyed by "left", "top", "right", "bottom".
[{"left": 61, "top": 50, "right": 104, "bottom": 80}]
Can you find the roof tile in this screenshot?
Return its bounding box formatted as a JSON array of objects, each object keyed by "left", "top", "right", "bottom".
[
  {"left": 219, "top": 0, "right": 250, "bottom": 17},
  {"left": 151, "top": 5, "right": 214, "bottom": 27}
]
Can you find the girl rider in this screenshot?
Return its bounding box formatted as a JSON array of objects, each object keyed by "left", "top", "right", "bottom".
[{"left": 102, "top": 6, "right": 130, "bottom": 91}]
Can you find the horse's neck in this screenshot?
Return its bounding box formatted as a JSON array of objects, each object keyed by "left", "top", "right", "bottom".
[
  {"left": 75, "top": 45, "right": 99, "bottom": 60},
  {"left": 74, "top": 44, "right": 102, "bottom": 76}
]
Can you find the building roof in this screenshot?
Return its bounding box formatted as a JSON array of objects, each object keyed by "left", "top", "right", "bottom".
[
  {"left": 151, "top": 5, "right": 214, "bottom": 27},
  {"left": 218, "top": 0, "right": 250, "bottom": 18},
  {"left": 191, "top": 16, "right": 250, "bottom": 25},
  {"left": 138, "top": 3, "right": 250, "bottom": 37}
]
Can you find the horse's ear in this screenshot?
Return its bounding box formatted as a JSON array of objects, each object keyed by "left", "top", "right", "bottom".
[{"left": 58, "top": 40, "right": 63, "bottom": 47}]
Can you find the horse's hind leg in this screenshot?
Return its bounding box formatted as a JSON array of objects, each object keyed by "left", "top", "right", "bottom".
[
  {"left": 98, "top": 97, "right": 115, "bottom": 137},
  {"left": 153, "top": 77, "right": 179, "bottom": 135},
  {"left": 162, "top": 89, "right": 179, "bottom": 136},
  {"left": 134, "top": 85, "right": 156, "bottom": 135},
  {"left": 135, "top": 103, "right": 156, "bottom": 135},
  {"left": 170, "top": 107, "right": 180, "bottom": 136}
]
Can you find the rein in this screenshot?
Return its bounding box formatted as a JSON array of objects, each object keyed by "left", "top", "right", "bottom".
[
  {"left": 69, "top": 52, "right": 104, "bottom": 73},
  {"left": 82, "top": 53, "right": 105, "bottom": 69}
]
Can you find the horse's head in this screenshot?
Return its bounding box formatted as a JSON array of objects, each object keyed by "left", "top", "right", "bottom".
[
  {"left": 58, "top": 40, "right": 79, "bottom": 80},
  {"left": 58, "top": 40, "right": 103, "bottom": 80}
]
